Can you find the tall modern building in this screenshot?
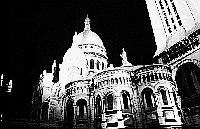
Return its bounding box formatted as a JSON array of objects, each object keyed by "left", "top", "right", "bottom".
[{"left": 31, "top": 1, "right": 200, "bottom": 129}]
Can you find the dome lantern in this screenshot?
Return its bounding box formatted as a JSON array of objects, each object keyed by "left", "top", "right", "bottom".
[{"left": 84, "top": 15, "right": 90, "bottom": 31}]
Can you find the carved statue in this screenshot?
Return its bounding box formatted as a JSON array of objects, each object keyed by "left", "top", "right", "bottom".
[{"left": 120, "top": 48, "right": 132, "bottom": 66}]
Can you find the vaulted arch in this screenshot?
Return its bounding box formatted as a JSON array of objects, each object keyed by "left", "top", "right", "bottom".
[
  {"left": 77, "top": 99, "right": 87, "bottom": 117},
  {"left": 121, "top": 90, "right": 130, "bottom": 109},
  {"left": 175, "top": 62, "right": 200, "bottom": 99},
  {"left": 141, "top": 88, "right": 154, "bottom": 108}
]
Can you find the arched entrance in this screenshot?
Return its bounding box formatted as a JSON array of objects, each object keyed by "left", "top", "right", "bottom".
[
  {"left": 175, "top": 62, "right": 200, "bottom": 126},
  {"left": 76, "top": 99, "right": 88, "bottom": 129},
  {"left": 141, "top": 88, "right": 154, "bottom": 109},
  {"left": 141, "top": 88, "right": 159, "bottom": 128},
  {"left": 175, "top": 62, "right": 200, "bottom": 104}
]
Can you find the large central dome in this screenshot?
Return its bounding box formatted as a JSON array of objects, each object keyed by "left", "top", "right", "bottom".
[{"left": 73, "top": 15, "right": 105, "bottom": 48}]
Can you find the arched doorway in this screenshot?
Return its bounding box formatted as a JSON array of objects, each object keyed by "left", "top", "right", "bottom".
[
  {"left": 121, "top": 91, "right": 130, "bottom": 110},
  {"left": 141, "top": 88, "right": 154, "bottom": 109},
  {"left": 175, "top": 62, "right": 200, "bottom": 105},
  {"left": 77, "top": 99, "right": 87, "bottom": 118},
  {"left": 175, "top": 62, "right": 200, "bottom": 126},
  {"left": 76, "top": 99, "right": 88, "bottom": 129},
  {"left": 65, "top": 98, "right": 74, "bottom": 128},
  {"left": 141, "top": 88, "right": 159, "bottom": 128}
]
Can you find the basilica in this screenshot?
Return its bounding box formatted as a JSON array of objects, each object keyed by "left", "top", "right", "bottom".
[{"left": 31, "top": 0, "right": 200, "bottom": 128}]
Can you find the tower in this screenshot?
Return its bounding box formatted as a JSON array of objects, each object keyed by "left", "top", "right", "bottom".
[{"left": 145, "top": 0, "right": 200, "bottom": 127}]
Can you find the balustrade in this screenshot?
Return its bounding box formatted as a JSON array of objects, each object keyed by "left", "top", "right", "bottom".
[{"left": 154, "top": 29, "right": 200, "bottom": 64}]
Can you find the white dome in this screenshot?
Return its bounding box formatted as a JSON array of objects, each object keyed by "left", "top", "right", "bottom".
[
  {"left": 73, "top": 15, "right": 105, "bottom": 48},
  {"left": 74, "top": 30, "right": 104, "bottom": 48}
]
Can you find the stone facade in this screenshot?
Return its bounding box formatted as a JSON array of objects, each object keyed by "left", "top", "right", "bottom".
[{"left": 31, "top": 1, "right": 200, "bottom": 128}]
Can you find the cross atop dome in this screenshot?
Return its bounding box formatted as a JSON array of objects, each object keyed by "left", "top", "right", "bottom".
[{"left": 84, "top": 14, "right": 90, "bottom": 31}]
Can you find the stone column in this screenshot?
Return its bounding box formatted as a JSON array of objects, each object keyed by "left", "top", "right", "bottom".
[
  {"left": 101, "top": 98, "right": 107, "bottom": 129},
  {"left": 116, "top": 95, "right": 125, "bottom": 129}
]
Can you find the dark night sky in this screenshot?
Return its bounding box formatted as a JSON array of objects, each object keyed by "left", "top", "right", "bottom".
[{"left": 5, "top": 0, "right": 156, "bottom": 119}]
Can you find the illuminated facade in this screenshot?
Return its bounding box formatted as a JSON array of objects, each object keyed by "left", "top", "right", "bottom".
[{"left": 31, "top": 1, "right": 200, "bottom": 128}]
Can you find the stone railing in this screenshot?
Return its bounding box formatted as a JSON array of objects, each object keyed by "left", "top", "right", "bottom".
[{"left": 154, "top": 29, "right": 200, "bottom": 64}]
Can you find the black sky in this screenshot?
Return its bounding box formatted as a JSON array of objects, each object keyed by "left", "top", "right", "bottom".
[{"left": 5, "top": 0, "right": 156, "bottom": 119}]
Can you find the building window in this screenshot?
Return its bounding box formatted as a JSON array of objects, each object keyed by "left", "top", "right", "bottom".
[
  {"left": 174, "top": 25, "right": 176, "bottom": 30},
  {"left": 160, "top": 89, "right": 168, "bottom": 105},
  {"left": 80, "top": 68, "right": 82, "bottom": 75},
  {"left": 102, "top": 62, "right": 104, "bottom": 70},
  {"left": 77, "top": 99, "right": 87, "bottom": 117},
  {"left": 97, "top": 60, "right": 100, "bottom": 70},
  {"left": 96, "top": 95, "right": 101, "bottom": 115},
  {"left": 115, "top": 78, "right": 118, "bottom": 84},
  {"left": 122, "top": 92, "right": 129, "bottom": 109},
  {"left": 107, "top": 94, "right": 113, "bottom": 110},
  {"left": 90, "top": 59, "right": 94, "bottom": 69},
  {"left": 142, "top": 88, "right": 154, "bottom": 108},
  {"left": 111, "top": 78, "right": 114, "bottom": 84}
]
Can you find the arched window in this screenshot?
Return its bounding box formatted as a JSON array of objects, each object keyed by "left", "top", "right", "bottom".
[
  {"left": 96, "top": 95, "right": 101, "bottom": 115},
  {"left": 97, "top": 60, "right": 100, "bottom": 70},
  {"left": 123, "top": 77, "right": 126, "bottom": 84},
  {"left": 119, "top": 77, "right": 122, "bottom": 84},
  {"left": 147, "top": 74, "right": 150, "bottom": 82},
  {"left": 159, "top": 73, "right": 162, "bottom": 79},
  {"left": 102, "top": 62, "right": 104, "bottom": 70},
  {"left": 122, "top": 92, "right": 129, "bottom": 109},
  {"left": 111, "top": 78, "right": 114, "bottom": 84},
  {"left": 142, "top": 75, "right": 146, "bottom": 82},
  {"left": 160, "top": 89, "right": 168, "bottom": 105},
  {"left": 90, "top": 59, "right": 94, "bottom": 69},
  {"left": 107, "top": 94, "right": 113, "bottom": 110},
  {"left": 175, "top": 62, "right": 200, "bottom": 99},
  {"left": 155, "top": 73, "right": 158, "bottom": 80},
  {"left": 77, "top": 99, "right": 87, "bottom": 117},
  {"left": 115, "top": 78, "right": 118, "bottom": 84},
  {"left": 80, "top": 68, "right": 82, "bottom": 75},
  {"left": 141, "top": 88, "right": 154, "bottom": 108}
]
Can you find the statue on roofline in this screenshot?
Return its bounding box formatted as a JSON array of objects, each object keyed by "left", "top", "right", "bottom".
[{"left": 120, "top": 48, "right": 132, "bottom": 66}]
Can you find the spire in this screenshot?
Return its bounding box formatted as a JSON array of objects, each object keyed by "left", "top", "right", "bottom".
[{"left": 84, "top": 14, "right": 90, "bottom": 31}]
